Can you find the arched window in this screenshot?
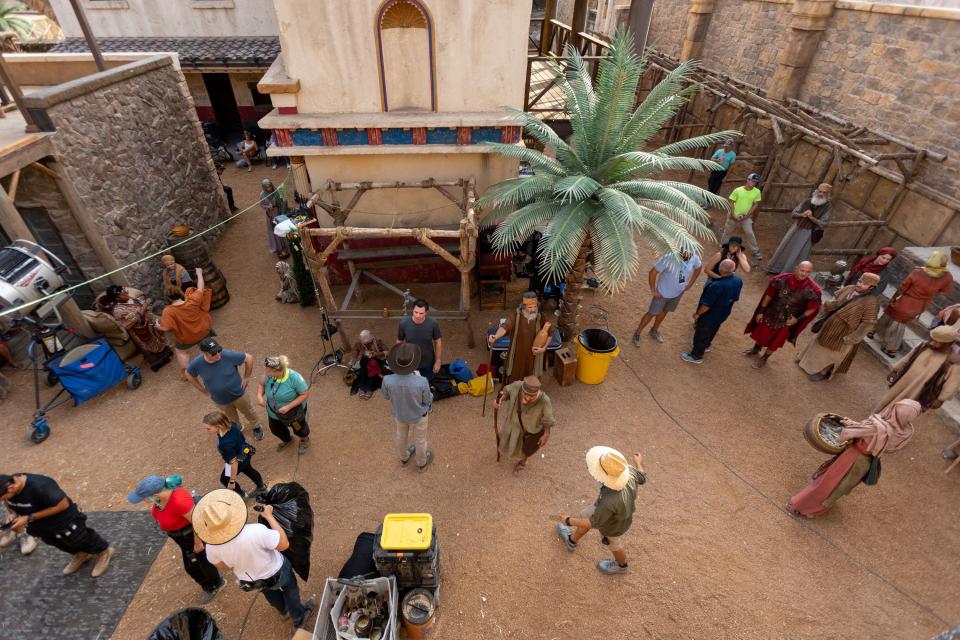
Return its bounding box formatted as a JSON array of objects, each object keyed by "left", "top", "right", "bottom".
[{"left": 376, "top": 0, "right": 437, "bottom": 112}]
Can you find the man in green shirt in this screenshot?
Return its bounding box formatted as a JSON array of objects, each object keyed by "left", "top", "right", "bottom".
[
  {"left": 554, "top": 447, "right": 646, "bottom": 574},
  {"left": 721, "top": 173, "right": 764, "bottom": 263}
]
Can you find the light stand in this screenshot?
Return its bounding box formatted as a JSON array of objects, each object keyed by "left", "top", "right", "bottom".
[{"left": 314, "top": 303, "right": 348, "bottom": 377}]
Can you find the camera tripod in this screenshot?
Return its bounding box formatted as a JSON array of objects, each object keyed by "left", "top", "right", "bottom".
[{"left": 312, "top": 303, "right": 349, "bottom": 377}]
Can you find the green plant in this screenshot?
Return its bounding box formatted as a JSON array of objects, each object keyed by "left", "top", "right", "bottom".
[
  {"left": 478, "top": 30, "right": 738, "bottom": 339},
  {"left": 0, "top": 2, "right": 31, "bottom": 39}
]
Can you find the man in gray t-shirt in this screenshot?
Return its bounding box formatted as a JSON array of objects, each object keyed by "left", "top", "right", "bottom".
[
  {"left": 186, "top": 338, "right": 264, "bottom": 440},
  {"left": 397, "top": 299, "right": 442, "bottom": 380}
]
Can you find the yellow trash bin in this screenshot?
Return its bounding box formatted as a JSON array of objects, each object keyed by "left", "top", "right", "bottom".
[{"left": 575, "top": 329, "right": 620, "bottom": 384}]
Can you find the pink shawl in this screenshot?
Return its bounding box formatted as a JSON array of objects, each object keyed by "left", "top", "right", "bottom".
[{"left": 839, "top": 399, "right": 922, "bottom": 456}]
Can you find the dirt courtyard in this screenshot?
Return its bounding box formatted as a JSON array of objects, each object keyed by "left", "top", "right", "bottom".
[{"left": 2, "top": 163, "right": 957, "bottom": 639}]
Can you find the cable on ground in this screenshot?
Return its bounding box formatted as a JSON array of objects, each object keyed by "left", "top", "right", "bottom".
[{"left": 618, "top": 357, "right": 949, "bottom": 627}]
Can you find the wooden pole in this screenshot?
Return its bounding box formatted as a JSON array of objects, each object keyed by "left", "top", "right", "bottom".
[
  {"left": 67, "top": 0, "right": 106, "bottom": 72},
  {"left": 540, "top": 0, "right": 557, "bottom": 55}
]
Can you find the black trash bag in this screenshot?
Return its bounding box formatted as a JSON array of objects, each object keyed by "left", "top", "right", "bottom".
[
  {"left": 257, "top": 482, "right": 314, "bottom": 581},
  {"left": 430, "top": 379, "right": 460, "bottom": 401},
  {"left": 147, "top": 608, "right": 222, "bottom": 640},
  {"left": 338, "top": 531, "right": 378, "bottom": 579}
]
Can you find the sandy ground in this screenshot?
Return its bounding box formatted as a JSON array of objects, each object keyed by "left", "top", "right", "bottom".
[{"left": 2, "top": 162, "right": 958, "bottom": 640}]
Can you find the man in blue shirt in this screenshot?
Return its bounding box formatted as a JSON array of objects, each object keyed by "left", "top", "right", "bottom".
[
  {"left": 707, "top": 139, "right": 737, "bottom": 195},
  {"left": 681, "top": 259, "right": 743, "bottom": 364},
  {"left": 186, "top": 338, "right": 264, "bottom": 440},
  {"left": 382, "top": 343, "right": 434, "bottom": 473}
]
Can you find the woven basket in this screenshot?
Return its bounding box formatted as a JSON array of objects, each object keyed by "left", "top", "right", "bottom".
[{"left": 803, "top": 413, "right": 850, "bottom": 455}]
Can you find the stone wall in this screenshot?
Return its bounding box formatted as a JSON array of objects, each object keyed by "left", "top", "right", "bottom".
[
  {"left": 13, "top": 165, "right": 109, "bottom": 293},
  {"left": 23, "top": 55, "right": 229, "bottom": 305},
  {"left": 801, "top": 7, "right": 960, "bottom": 201},
  {"left": 697, "top": 0, "right": 788, "bottom": 89},
  {"left": 647, "top": 0, "right": 687, "bottom": 58}
]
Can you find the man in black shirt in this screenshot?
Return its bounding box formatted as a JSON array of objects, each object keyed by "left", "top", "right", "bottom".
[{"left": 0, "top": 473, "right": 114, "bottom": 577}]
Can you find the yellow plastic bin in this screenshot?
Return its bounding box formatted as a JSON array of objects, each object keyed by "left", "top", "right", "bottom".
[{"left": 575, "top": 328, "right": 620, "bottom": 384}]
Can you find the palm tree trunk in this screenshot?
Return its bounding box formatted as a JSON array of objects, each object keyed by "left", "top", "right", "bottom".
[{"left": 558, "top": 234, "right": 591, "bottom": 341}]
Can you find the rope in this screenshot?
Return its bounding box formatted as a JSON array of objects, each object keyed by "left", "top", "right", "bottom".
[
  {"left": 0, "top": 167, "right": 294, "bottom": 319},
  {"left": 617, "top": 356, "right": 949, "bottom": 627}
]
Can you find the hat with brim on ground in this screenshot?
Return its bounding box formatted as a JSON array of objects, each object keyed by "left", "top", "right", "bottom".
[
  {"left": 585, "top": 446, "right": 632, "bottom": 491},
  {"left": 387, "top": 342, "right": 421, "bottom": 375},
  {"left": 192, "top": 489, "right": 247, "bottom": 545},
  {"left": 930, "top": 325, "right": 958, "bottom": 344}
]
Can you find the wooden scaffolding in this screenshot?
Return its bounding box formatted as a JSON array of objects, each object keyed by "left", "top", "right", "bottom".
[{"left": 300, "top": 178, "right": 478, "bottom": 346}]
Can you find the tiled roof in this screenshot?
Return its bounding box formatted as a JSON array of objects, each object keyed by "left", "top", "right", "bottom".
[{"left": 49, "top": 36, "right": 279, "bottom": 67}]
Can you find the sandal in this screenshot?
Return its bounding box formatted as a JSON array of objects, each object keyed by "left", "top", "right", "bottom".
[
  {"left": 513, "top": 461, "right": 527, "bottom": 476},
  {"left": 751, "top": 359, "right": 767, "bottom": 369},
  {"left": 882, "top": 349, "right": 899, "bottom": 358},
  {"left": 276, "top": 440, "right": 292, "bottom": 451}
]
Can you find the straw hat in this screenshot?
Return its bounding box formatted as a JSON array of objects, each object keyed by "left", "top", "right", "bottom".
[
  {"left": 930, "top": 325, "right": 958, "bottom": 344},
  {"left": 192, "top": 489, "right": 247, "bottom": 545},
  {"left": 585, "top": 446, "right": 631, "bottom": 491}
]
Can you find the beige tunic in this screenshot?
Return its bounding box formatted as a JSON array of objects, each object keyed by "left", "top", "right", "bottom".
[
  {"left": 798, "top": 288, "right": 878, "bottom": 377},
  {"left": 875, "top": 347, "right": 960, "bottom": 413},
  {"left": 497, "top": 381, "right": 556, "bottom": 460}
]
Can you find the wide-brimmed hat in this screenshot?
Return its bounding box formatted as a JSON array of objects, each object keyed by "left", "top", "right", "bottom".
[
  {"left": 387, "top": 342, "right": 421, "bottom": 375},
  {"left": 930, "top": 325, "right": 958, "bottom": 344},
  {"left": 192, "top": 489, "right": 247, "bottom": 545},
  {"left": 585, "top": 446, "right": 632, "bottom": 491}
]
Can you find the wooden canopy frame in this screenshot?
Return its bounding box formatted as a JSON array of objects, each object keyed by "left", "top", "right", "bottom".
[
  {"left": 525, "top": 21, "right": 955, "bottom": 262},
  {"left": 300, "top": 177, "right": 478, "bottom": 346}
]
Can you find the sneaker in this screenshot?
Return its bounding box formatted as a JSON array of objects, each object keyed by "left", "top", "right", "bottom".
[
  {"left": 296, "top": 597, "right": 318, "bottom": 629},
  {"left": 298, "top": 440, "right": 310, "bottom": 455},
  {"left": 246, "top": 165, "right": 252, "bottom": 173},
  {"left": 649, "top": 329, "right": 664, "bottom": 343},
  {"left": 251, "top": 485, "right": 269, "bottom": 499},
  {"left": 400, "top": 445, "right": 416, "bottom": 465},
  {"left": 680, "top": 353, "right": 703, "bottom": 365},
  {"left": 276, "top": 440, "right": 293, "bottom": 452},
  {"left": 417, "top": 450, "right": 434, "bottom": 474},
  {"left": 253, "top": 425, "right": 264, "bottom": 441},
  {"left": 631, "top": 332, "right": 641, "bottom": 347},
  {"left": 596, "top": 559, "right": 628, "bottom": 575},
  {"left": 63, "top": 552, "right": 93, "bottom": 575},
  {"left": 556, "top": 523, "right": 577, "bottom": 551},
  {"left": 19, "top": 534, "right": 38, "bottom": 555},
  {"left": 91, "top": 546, "right": 115, "bottom": 577},
  {"left": 198, "top": 578, "right": 226, "bottom": 605},
  {"left": 0, "top": 530, "right": 16, "bottom": 549}
]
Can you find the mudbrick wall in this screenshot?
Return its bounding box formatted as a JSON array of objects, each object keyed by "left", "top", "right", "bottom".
[{"left": 23, "top": 55, "right": 229, "bottom": 305}]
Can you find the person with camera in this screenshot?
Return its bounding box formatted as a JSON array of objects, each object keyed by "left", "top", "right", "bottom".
[
  {"left": 257, "top": 355, "right": 311, "bottom": 454},
  {"left": 0, "top": 473, "right": 114, "bottom": 578},
  {"left": 127, "top": 475, "right": 224, "bottom": 603},
  {"left": 201, "top": 411, "right": 268, "bottom": 499},
  {"left": 195, "top": 489, "right": 316, "bottom": 629}
]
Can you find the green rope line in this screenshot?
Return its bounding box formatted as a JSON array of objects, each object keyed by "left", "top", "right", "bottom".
[{"left": 0, "top": 167, "right": 294, "bottom": 319}]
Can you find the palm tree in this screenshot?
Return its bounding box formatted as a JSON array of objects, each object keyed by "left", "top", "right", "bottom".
[
  {"left": 478, "top": 30, "right": 739, "bottom": 340},
  {"left": 0, "top": 1, "right": 32, "bottom": 40}
]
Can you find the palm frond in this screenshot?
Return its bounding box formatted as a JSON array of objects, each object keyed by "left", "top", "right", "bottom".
[
  {"left": 590, "top": 30, "right": 643, "bottom": 166},
  {"left": 476, "top": 174, "right": 557, "bottom": 209},
  {"left": 590, "top": 213, "right": 639, "bottom": 291},
  {"left": 479, "top": 142, "right": 566, "bottom": 176},
  {"left": 599, "top": 152, "right": 721, "bottom": 182},
  {"left": 552, "top": 175, "right": 601, "bottom": 204},
  {"left": 491, "top": 200, "right": 563, "bottom": 253},
  {"left": 653, "top": 180, "right": 731, "bottom": 211},
  {"left": 654, "top": 130, "right": 741, "bottom": 156},
  {"left": 539, "top": 201, "right": 594, "bottom": 281}
]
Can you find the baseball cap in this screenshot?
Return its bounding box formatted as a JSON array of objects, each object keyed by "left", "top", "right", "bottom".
[
  {"left": 127, "top": 475, "right": 165, "bottom": 504},
  {"left": 747, "top": 173, "right": 762, "bottom": 182},
  {"left": 724, "top": 138, "right": 735, "bottom": 145},
  {"left": 199, "top": 337, "right": 222, "bottom": 355}
]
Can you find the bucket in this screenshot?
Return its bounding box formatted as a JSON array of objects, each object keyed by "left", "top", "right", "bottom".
[
  {"left": 402, "top": 588, "right": 437, "bottom": 639},
  {"left": 575, "top": 328, "right": 619, "bottom": 384}
]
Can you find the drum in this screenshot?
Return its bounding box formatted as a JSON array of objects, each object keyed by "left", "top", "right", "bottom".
[{"left": 803, "top": 413, "right": 850, "bottom": 455}]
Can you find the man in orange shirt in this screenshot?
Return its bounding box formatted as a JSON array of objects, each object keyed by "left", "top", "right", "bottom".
[{"left": 159, "top": 267, "right": 215, "bottom": 377}]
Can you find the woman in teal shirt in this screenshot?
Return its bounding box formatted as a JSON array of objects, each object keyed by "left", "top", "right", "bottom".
[{"left": 256, "top": 355, "right": 311, "bottom": 454}]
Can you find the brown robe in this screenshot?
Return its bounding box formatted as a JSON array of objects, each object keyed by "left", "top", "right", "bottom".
[
  {"left": 501, "top": 307, "right": 546, "bottom": 384},
  {"left": 875, "top": 344, "right": 960, "bottom": 413},
  {"left": 798, "top": 287, "right": 879, "bottom": 377}
]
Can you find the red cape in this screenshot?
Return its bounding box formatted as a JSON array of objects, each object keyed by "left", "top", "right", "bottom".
[{"left": 744, "top": 273, "right": 822, "bottom": 348}]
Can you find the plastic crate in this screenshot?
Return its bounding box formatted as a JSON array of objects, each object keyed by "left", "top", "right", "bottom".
[
  {"left": 313, "top": 576, "right": 398, "bottom": 640},
  {"left": 373, "top": 524, "right": 440, "bottom": 589}
]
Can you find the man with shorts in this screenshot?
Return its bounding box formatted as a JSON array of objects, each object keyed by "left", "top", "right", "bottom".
[
  {"left": 554, "top": 447, "right": 647, "bottom": 574},
  {"left": 631, "top": 250, "right": 702, "bottom": 345},
  {"left": 159, "top": 267, "right": 215, "bottom": 378}
]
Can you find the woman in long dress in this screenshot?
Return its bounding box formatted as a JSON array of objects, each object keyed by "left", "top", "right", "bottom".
[
  {"left": 797, "top": 272, "right": 880, "bottom": 381},
  {"left": 789, "top": 399, "right": 921, "bottom": 517},
  {"left": 259, "top": 179, "right": 289, "bottom": 259},
  {"left": 95, "top": 285, "right": 173, "bottom": 371}
]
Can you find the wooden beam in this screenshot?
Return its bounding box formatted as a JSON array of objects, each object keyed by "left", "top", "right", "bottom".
[
  {"left": 416, "top": 231, "right": 462, "bottom": 270},
  {"left": 29, "top": 162, "right": 60, "bottom": 180},
  {"left": 769, "top": 116, "right": 784, "bottom": 145},
  {"left": 7, "top": 169, "right": 19, "bottom": 202},
  {"left": 824, "top": 220, "right": 886, "bottom": 228},
  {"left": 323, "top": 179, "right": 464, "bottom": 191},
  {"left": 306, "top": 226, "right": 463, "bottom": 240}
]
